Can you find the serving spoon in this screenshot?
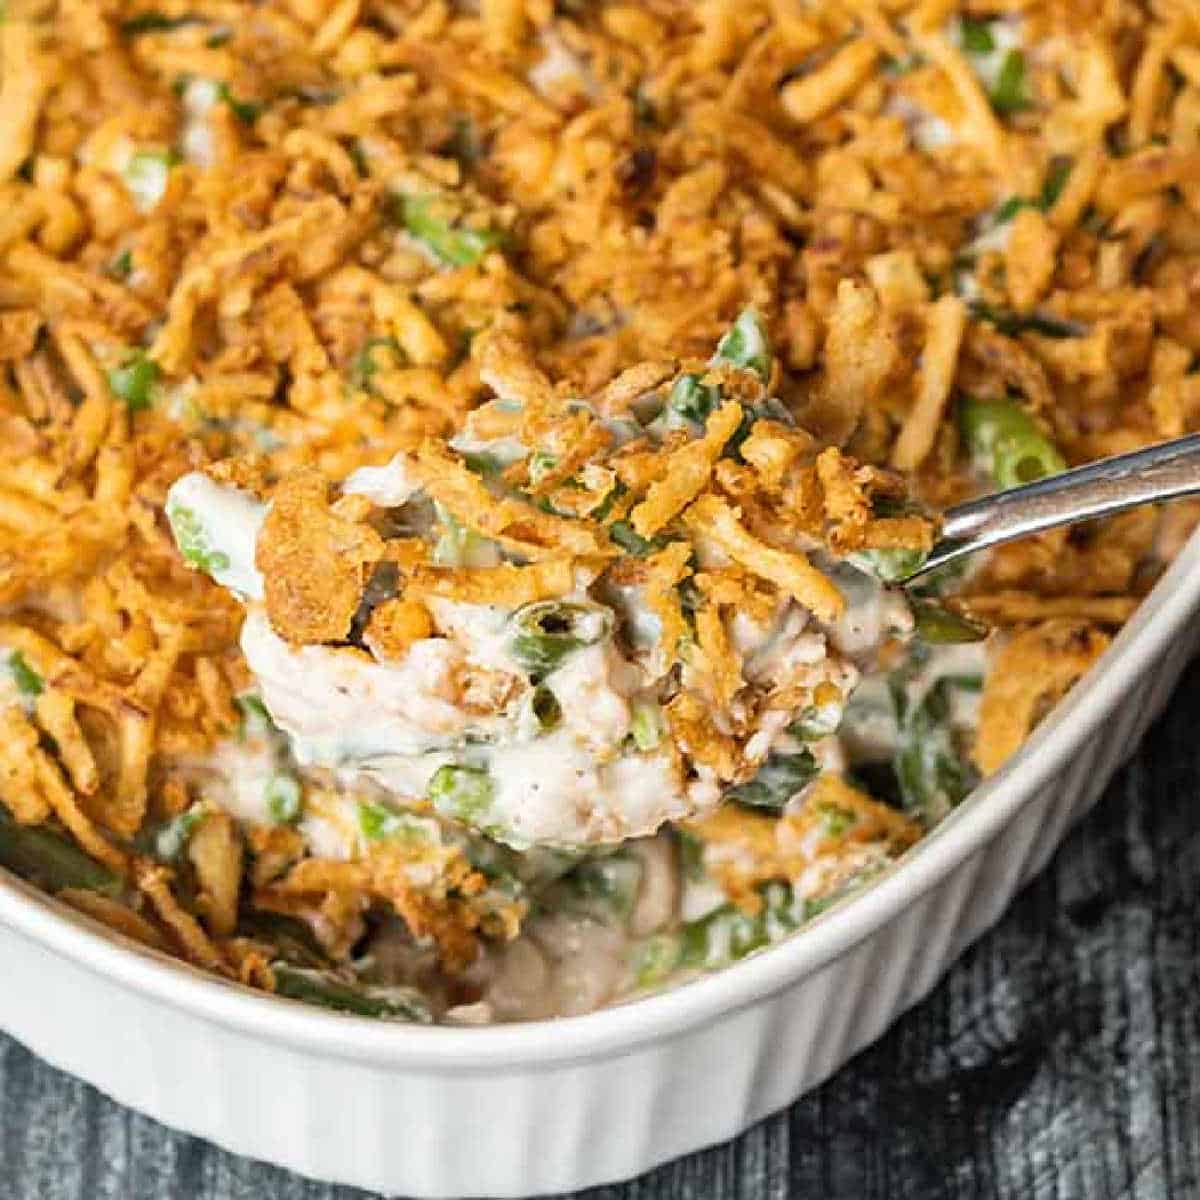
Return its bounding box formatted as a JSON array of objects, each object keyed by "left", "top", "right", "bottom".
[{"left": 901, "top": 433, "right": 1200, "bottom": 582}]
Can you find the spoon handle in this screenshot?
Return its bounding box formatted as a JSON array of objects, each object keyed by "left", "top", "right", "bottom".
[{"left": 908, "top": 433, "right": 1200, "bottom": 581}]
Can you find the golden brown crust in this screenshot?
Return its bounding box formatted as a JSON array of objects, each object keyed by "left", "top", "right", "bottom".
[{"left": 256, "top": 467, "right": 384, "bottom": 645}]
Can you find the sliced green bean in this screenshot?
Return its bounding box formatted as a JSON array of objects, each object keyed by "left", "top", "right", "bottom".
[
  {"left": 0, "top": 809, "right": 123, "bottom": 896},
  {"left": 107, "top": 352, "right": 159, "bottom": 411},
  {"left": 358, "top": 799, "right": 427, "bottom": 842},
  {"left": 508, "top": 601, "right": 612, "bottom": 678},
  {"left": 990, "top": 49, "right": 1031, "bottom": 114},
  {"left": 238, "top": 911, "right": 328, "bottom": 967},
  {"left": 431, "top": 503, "right": 499, "bottom": 567},
  {"left": 893, "top": 678, "right": 978, "bottom": 825},
  {"left": 911, "top": 598, "right": 989, "bottom": 645},
  {"left": 108, "top": 249, "right": 134, "bottom": 279},
  {"left": 726, "top": 749, "right": 818, "bottom": 812},
  {"left": 271, "top": 963, "right": 433, "bottom": 1022},
  {"left": 265, "top": 772, "right": 303, "bottom": 824},
  {"left": 215, "top": 81, "right": 261, "bottom": 123},
  {"left": 122, "top": 149, "right": 179, "bottom": 210},
  {"left": 787, "top": 699, "right": 842, "bottom": 741},
  {"left": 395, "top": 194, "right": 505, "bottom": 267},
  {"left": 632, "top": 931, "right": 682, "bottom": 987},
  {"left": 529, "top": 684, "right": 562, "bottom": 732},
  {"left": 680, "top": 881, "right": 798, "bottom": 970},
  {"left": 121, "top": 12, "right": 194, "bottom": 34},
  {"left": 666, "top": 374, "right": 719, "bottom": 427},
  {"left": 959, "top": 17, "right": 995, "bottom": 53},
  {"left": 427, "top": 764, "right": 494, "bottom": 825},
  {"left": 851, "top": 546, "right": 930, "bottom": 584},
  {"left": 713, "top": 308, "right": 772, "bottom": 381},
  {"left": 167, "top": 502, "right": 231, "bottom": 575},
  {"left": 969, "top": 302, "right": 1081, "bottom": 339},
  {"left": 564, "top": 853, "right": 643, "bottom": 919},
  {"left": 959, "top": 395, "right": 1066, "bottom": 488},
  {"left": 629, "top": 701, "right": 663, "bottom": 751},
  {"left": 152, "top": 804, "right": 205, "bottom": 862},
  {"left": 8, "top": 651, "right": 43, "bottom": 698},
  {"left": 236, "top": 693, "right": 277, "bottom": 741},
  {"left": 607, "top": 520, "right": 667, "bottom": 557}
]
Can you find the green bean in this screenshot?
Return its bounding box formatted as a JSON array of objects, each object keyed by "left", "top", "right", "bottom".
[
  {"left": 675, "top": 827, "right": 706, "bottom": 882},
  {"left": 969, "top": 302, "right": 1081, "bottom": 339},
  {"left": 431, "top": 503, "right": 498, "bottom": 567},
  {"left": 726, "top": 749, "right": 818, "bottom": 812},
  {"left": 607, "top": 520, "right": 666, "bottom": 557},
  {"left": 508, "top": 600, "right": 612, "bottom": 678},
  {"left": 442, "top": 116, "right": 481, "bottom": 169},
  {"left": 107, "top": 352, "right": 159, "bottom": 411},
  {"left": 882, "top": 54, "right": 925, "bottom": 76},
  {"left": 215, "top": 81, "right": 261, "bottom": 123},
  {"left": 629, "top": 701, "right": 663, "bottom": 751},
  {"left": 122, "top": 150, "right": 179, "bottom": 209},
  {"left": 527, "top": 450, "right": 558, "bottom": 485},
  {"left": 358, "top": 799, "right": 427, "bottom": 842},
  {"left": 461, "top": 450, "right": 502, "bottom": 477},
  {"left": 237, "top": 911, "right": 328, "bottom": 967},
  {"left": 0, "top": 808, "right": 123, "bottom": 896},
  {"left": 893, "top": 678, "right": 978, "bottom": 825},
  {"left": 632, "top": 932, "right": 682, "bottom": 987},
  {"left": 993, "top": 158, "right": 1073, "bottom": 225},
  {"left": 665, "top": 373, "right": 719, "bottom": 426},
  {"left": 271, "top": 963, "right": 433, "bottom": 1023},
  {"left": 235, "top": 693, "right": 277, "bottom": 741},
  {"left": 8, "top": 651, "right": 43, "bottom": 698},
  {"left": 529, "top": 684, "right": 562, "bottom": 732},
  {"left": 152, "top": 805, "right": 204, "bottom": 862},
  {"left": 564, "top": 853, "right": 643, "bottom": 919},
  {"left": 990, "top": 49, "right": 1031, "bottom": 114},
  {"left": 851, "top": 546, "right": 930, "bottom": 584},
  {"left": 787, "top": 699, "right": 842, "bottom": 741},
  {"left": 815, "top": 801, "right": 857, "bottom": 838},
  {"left": 910, "top": 598, "right": 989, "bottom": 644},
  {"left": 712, "top": 308, "right": 772, "bottom": 381},
  {"left": 427, "top": 764, "right": 495, "bottom": 825},
  {"left": 348, "top": 336, "right": 404, "bottom": 392},
  {"left": 395, "top": 194, "right": 505, "bottom": 267},
  {"left": 265, "top": 772, "right": 303, "bottom": 824},
  {"left": 120, "top": 12, "right": 194, "bottom": 34},
  {"left": 680, "top": 881, "right": 798, "bottom": 970},
  {"left": 108, "top": 249, "right": 134, "bottom": 279},
  {"left": 167, "top": 502, "right": 231, "bottom": 575},
  {"left": 959, "top": 16, "right": 995, "bottom": 53},
  {"left": 959, "top": 395, "right": 1066, "bottom": 489}
]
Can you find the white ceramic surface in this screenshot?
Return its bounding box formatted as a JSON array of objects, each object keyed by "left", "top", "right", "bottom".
[{"left": 3, "top": 532, "right": 1199, "bottom": 1197}]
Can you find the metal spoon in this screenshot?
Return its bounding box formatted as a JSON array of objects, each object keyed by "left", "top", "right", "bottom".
[{"left": 902, "top": 433, "right": 1200, "bottom": 582}]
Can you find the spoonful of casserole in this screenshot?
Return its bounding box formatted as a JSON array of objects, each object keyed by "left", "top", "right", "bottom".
[
  {"left": 166, "top": 310, "right": 1200, "bottom": 849},
  {"left": 166, "top": 312, "right": 936, "bottom": 849}
]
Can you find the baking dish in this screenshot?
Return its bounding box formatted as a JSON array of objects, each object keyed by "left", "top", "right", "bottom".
[{"left": 2, "top": 527, "right": 1198, "bottom": 1198}]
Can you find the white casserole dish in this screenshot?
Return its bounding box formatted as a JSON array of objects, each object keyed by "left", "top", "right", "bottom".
[{"left": 2, "top": 531, "right": 1199, "bottom": 1198}]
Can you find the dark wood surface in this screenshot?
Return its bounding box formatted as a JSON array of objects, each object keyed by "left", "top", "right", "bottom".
[{"left": 5, "top": 661, "right": 1200, "bottom": 1200}]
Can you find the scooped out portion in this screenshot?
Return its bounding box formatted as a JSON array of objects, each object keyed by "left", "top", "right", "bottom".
[{"left": 166, "top": 313, "right": 934, "bottom": 849}]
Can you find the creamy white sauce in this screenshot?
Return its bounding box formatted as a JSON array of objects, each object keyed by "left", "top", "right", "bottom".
[
  {"left": 180, "top": 78, "right": 220, "bottom": 169},
  {"left": 885, "top": 95, "right": 956, "bottom": 152},
  {"left": 241, "top": 608, "right": 482, "bottom": 763},
  {"left": 166, "top": 472, "right": 267, "bottom": 600},
  {"left": 527, "top": 31, "right": 596, "bottom": 98},
  {"left": 343, "top": 452, "right": 423, "bottom": 507}
]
